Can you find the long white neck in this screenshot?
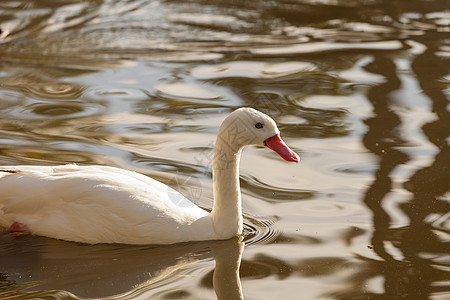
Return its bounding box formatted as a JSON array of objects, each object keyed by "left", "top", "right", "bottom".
[{"left": 210, "top": 135, "right": 243, "bottom": 239}]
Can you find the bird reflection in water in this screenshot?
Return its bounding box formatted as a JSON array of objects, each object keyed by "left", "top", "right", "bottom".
[{"left": 0, "top": 233, "right": 245, "bottom": 299}]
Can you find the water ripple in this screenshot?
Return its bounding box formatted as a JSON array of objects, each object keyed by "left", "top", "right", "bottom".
[
  {"left": 241, "top": 175, "right": 315, "bottom": 203},
  {"left": 0, "top": 75, "right": 84, "bottom": 100},
  {"left": 243, "top": 216, "right": 280, "bottom": 247},
  {"left": 4, "top": 101, "right": 104, "bottom": 120}
]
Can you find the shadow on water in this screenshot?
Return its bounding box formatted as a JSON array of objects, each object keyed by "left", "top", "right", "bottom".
[{"left": 357, "top": 14, "right": 450, "bottom": 300}]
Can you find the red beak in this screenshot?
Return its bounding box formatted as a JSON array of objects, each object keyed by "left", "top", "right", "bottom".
[{"left": 264, "top": 134, "right": 300, "bottom": 163}]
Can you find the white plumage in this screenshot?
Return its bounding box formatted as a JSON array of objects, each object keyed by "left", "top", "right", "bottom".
[{"left": 0, "top": 165, "right": 211, "bottom": 244}]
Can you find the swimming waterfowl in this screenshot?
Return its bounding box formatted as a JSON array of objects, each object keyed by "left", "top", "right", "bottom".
[{"left": 0, "top": 108, "right": 299, "bottom": 244}]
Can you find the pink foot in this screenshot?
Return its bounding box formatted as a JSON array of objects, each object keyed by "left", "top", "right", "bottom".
[{"left": 8, "top": 222, "right": 29, "bottom": 232}]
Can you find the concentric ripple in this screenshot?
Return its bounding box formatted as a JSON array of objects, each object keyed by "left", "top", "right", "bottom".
[{"left": 243, "top": 216, "right": 281, "bottom": 246}]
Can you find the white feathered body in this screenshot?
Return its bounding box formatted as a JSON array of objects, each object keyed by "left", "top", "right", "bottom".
[{"left": 0, "top": 165, "right": 214, "bottom": 244}]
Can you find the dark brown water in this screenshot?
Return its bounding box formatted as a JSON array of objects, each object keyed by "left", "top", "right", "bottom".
[{"left": 0, "top": 0, "right": 449, "bottom": 299}]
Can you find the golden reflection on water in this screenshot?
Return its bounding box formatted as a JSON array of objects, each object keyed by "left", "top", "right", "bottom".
[{"left": 0, "top": 0, "right": 449, "bottom": 299}]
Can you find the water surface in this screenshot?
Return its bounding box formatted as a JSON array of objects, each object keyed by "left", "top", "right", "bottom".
[{"left": 0, "top": 0, "right": 449, "bottom": 299}]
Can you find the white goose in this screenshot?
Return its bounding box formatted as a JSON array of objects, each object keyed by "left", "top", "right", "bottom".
[{"left": 0, "top": 108, "right": 299, "bottom": 244}]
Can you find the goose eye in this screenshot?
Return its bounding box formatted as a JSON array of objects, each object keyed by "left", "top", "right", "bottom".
[{"left": 255, "top": 122, "right": 264, "bottom": 129}]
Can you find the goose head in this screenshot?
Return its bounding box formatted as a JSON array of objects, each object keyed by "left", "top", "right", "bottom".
[{"left": 217, "top": 107, "right": 299, "bottom": 162}]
